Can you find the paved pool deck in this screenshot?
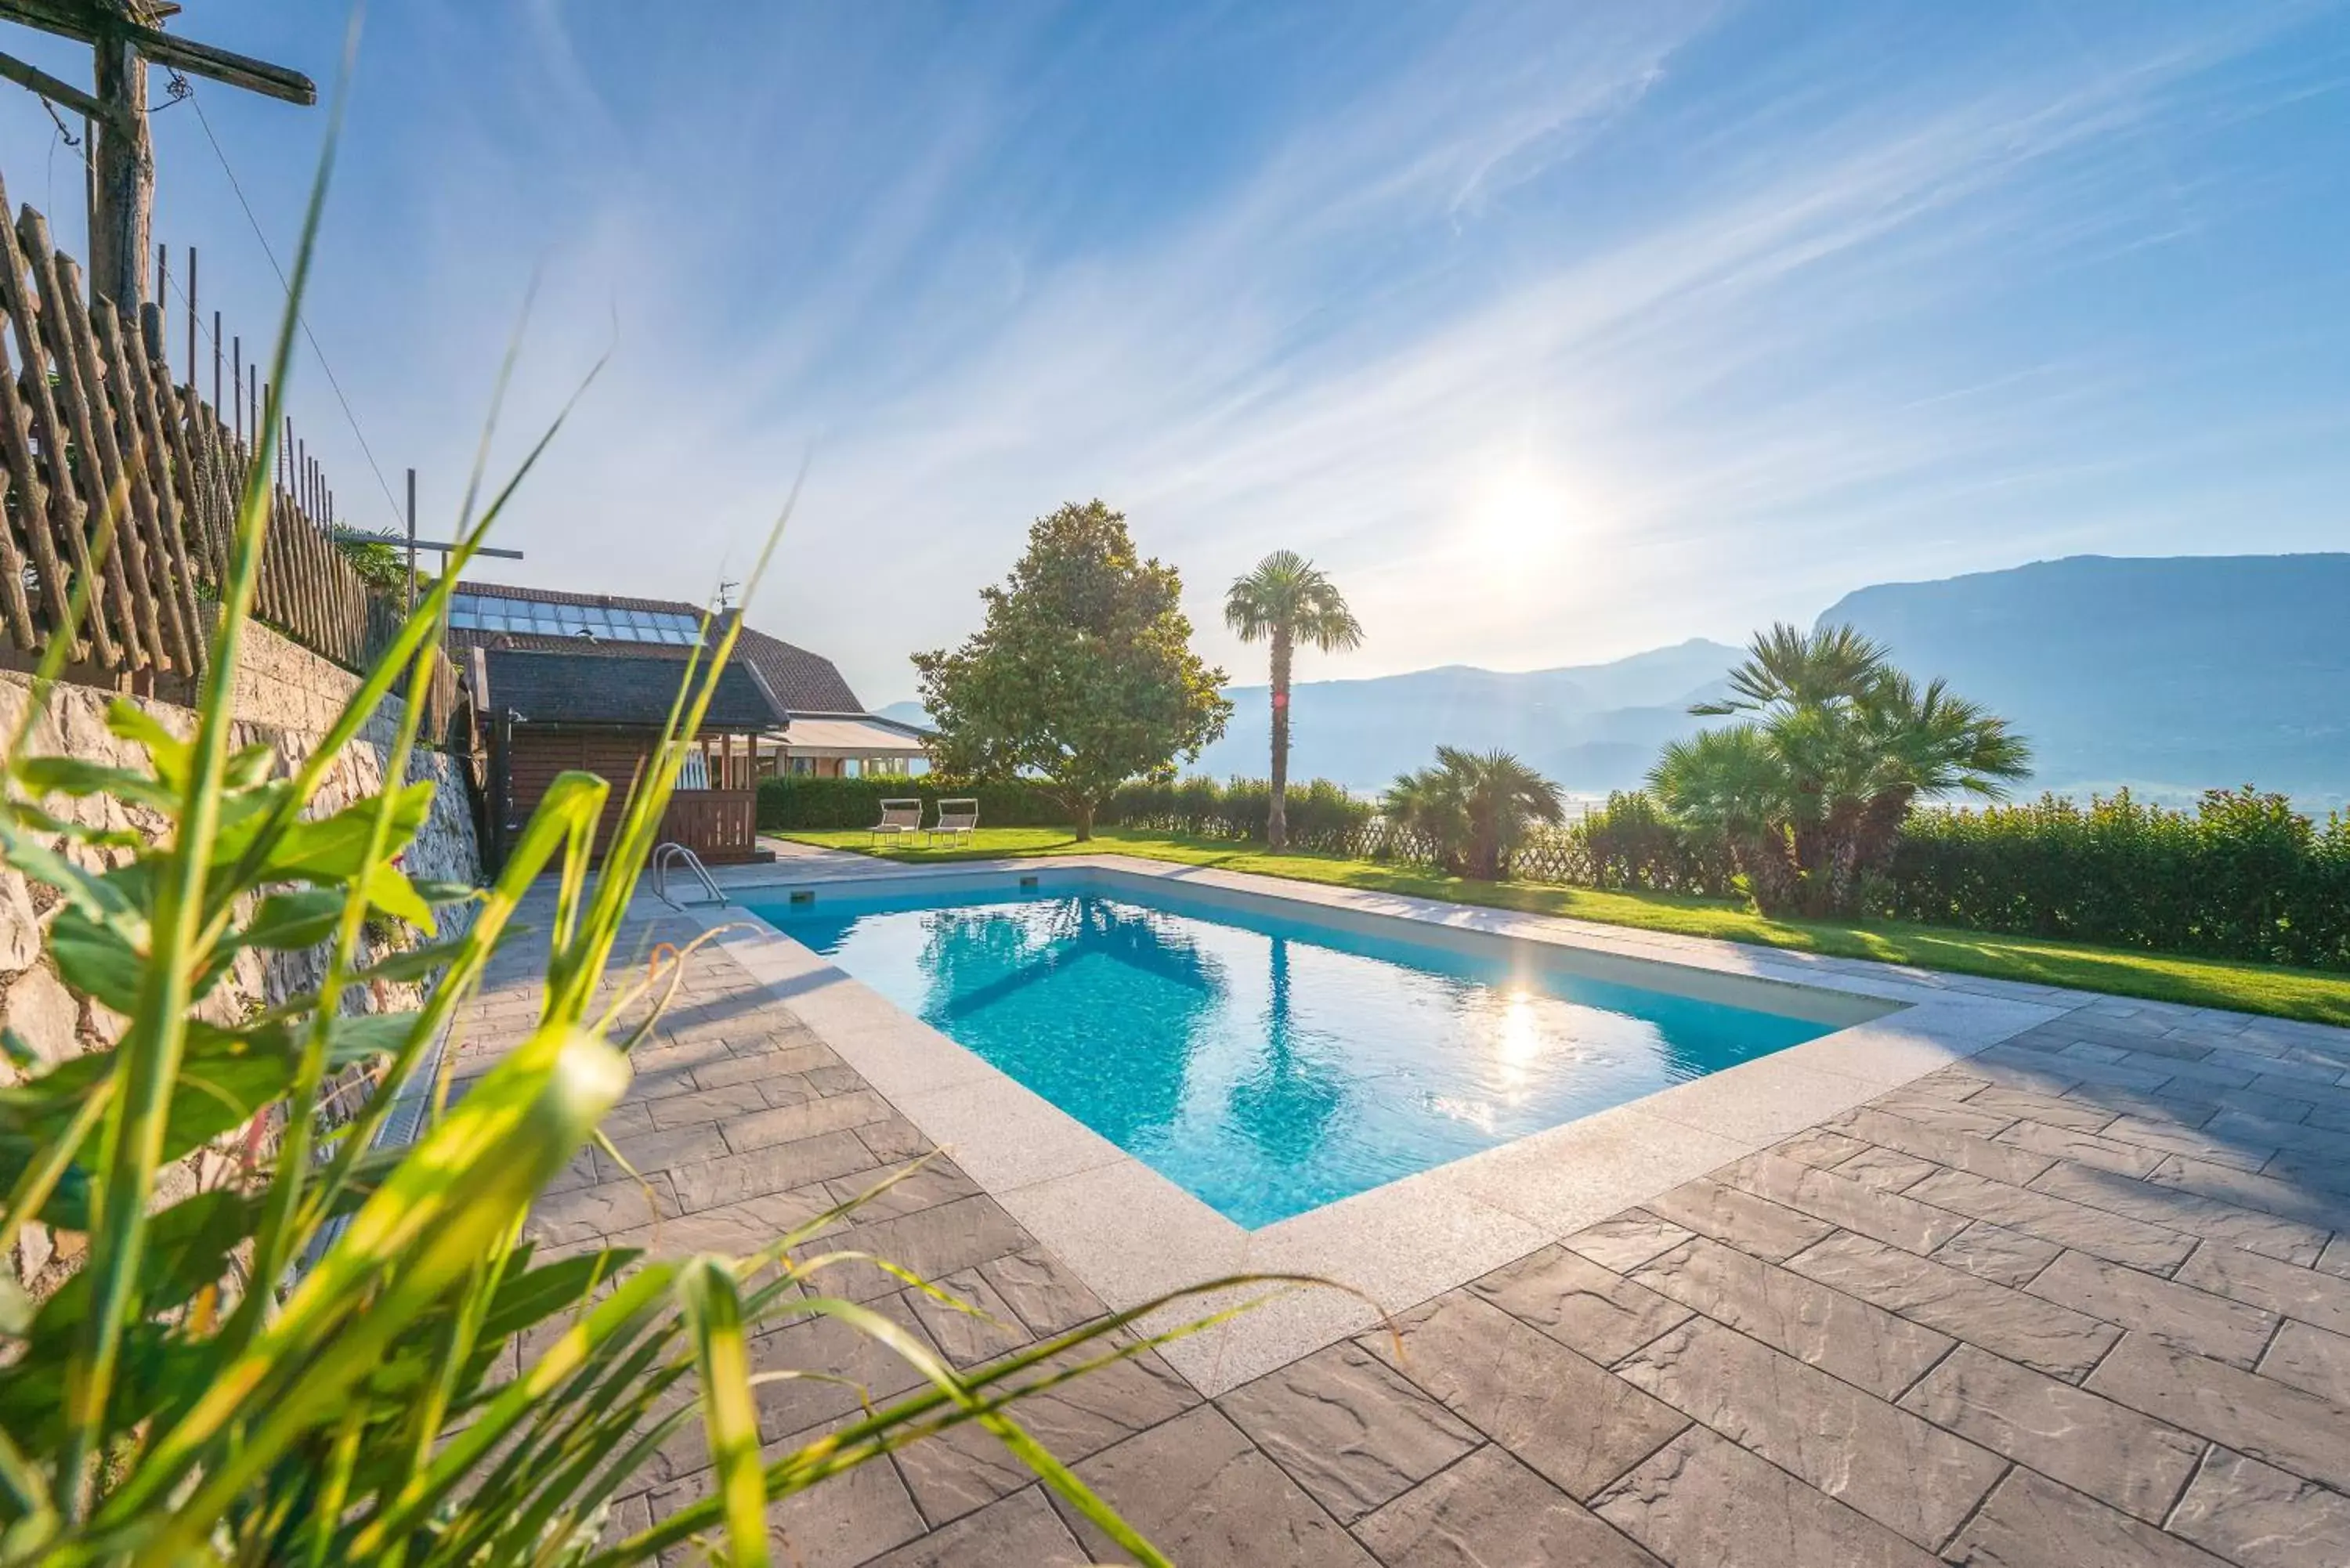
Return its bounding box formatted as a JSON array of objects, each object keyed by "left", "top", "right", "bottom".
[{"left": 465, "top": 844, "right": 2350, "bottom": 1566}]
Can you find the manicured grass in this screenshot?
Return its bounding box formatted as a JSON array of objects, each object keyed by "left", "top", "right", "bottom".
[{"left": 774, "top": 826, "right": 2350, "bottom": 1027}]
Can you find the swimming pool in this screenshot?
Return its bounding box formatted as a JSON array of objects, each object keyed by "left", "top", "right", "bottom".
[{"left": 749, "top": 876, "right": 1860, "bottom": 1227}]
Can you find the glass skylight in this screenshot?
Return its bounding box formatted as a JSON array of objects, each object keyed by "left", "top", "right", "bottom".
[{"left": 449, "top": 593, "right": 703, "bottom": 646}]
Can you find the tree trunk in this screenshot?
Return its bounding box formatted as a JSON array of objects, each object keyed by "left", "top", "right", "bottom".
[
  {"left": 1267, "top": 628, "right": 1292, "bottom": 851},
  {"left": 1072, "top": 797, "right": 1094, "bottom": 842}
]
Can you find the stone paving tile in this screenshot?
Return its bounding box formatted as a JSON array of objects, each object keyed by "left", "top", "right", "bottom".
[
  {"left": 1900, "top": 1344, "right": 2204, "bottom": 1520},
  {"left": 1721, "top": 1152, "right": 1972, "bottom": 1254},
  {"left": 2259, "top": 1319, "right": 2350, "bottom": 1406},
  {"left": 644, "top": 1080, "right": 772, "bottom": 1128},
  {"left": 1612, "top": 1317, "right": 2005, "bottom": 1547},
  {"left": 2087, "top": 1333, "right": 2350, "bottom": 1492},
  {"left": 525, "top": 1172, "right": 678, "bottom": 1246},
  {"left": 2026, "top": 1248, "right": 2279, "bottom": 1368},
  {"left": 2176, "top": 1239, "right": 2350, "bottom": 1337},
  {"left": 1832, "top": 1145, "right": 1940, "bottom": 1193},
  {"left": 1051, "top": 1405, "right": 1375, "bottom": 1566},
  {"left": 1469, "top": 1244, "right": 1693, "bottom": 1365},
  {"left": 1930, "top": 1221, "right": 2063, "bottom": 1288},
  {"left": 1827, "top": 1107, "right": 2055, "bottom": 1186},
  {"left": 747, "top": 1295, "right": 940, "bottom": 1441},
  {"left": 719, "top": 1088, "right": 895, "bottom": 1154},
  {"left": 1835, "top": 1089, "right": 2012, "bottom": 1137},
  {"left": 1363, "top": 1293, "right": 1690, "bottom": 1500},
  {"left": 596, "top": 1120, "right": 732, "bottom": 1179},
  {"left": 895, "top": 1339, "right": 1201, "bottom": 1526},
  {"left": 861, "top": 1486, "right": 1090, "bottom": 1567},
  {"left": 978, "top": 1248, "right": 1106, "bottom": 1336},
  {"left": 1957, "top": 1082, "right": 2120, "bottom": 1132},
  {"left": 1589, "top": 1425, "right": 1943, "bottom": 1568},
  {"left": 2206, "top": 1107, "right": 2350, "bottom": 1160},
  {"left": 804, "top": 1194, "right": 1035, "bottom": 1303},
  {"left": 901, "top": 1269, "right": 1033, "bottom": 1368},
  {"left": 646, "top": 1431, "right": 929, "bottom": 1568},
  {"left": 2030, "top": 1158, "right": 2331, "bottom": 1266},
  {"left": 667, "top": 1129, "right": 880, "bottom": 1213},
  {"left": 1786, "top": 1231, "right": 2115, "bottom": 1380},
  {"left": 2150, "top": 1154, "right": 2350, "bottom": 1234},
  {"left": 1940, "top": 1465, "right": 2231, "bottom": 1568},
  {"left": 1563, "top": 1211, "right": 1698, "bottom": 1274},
  {"left": 1217, "top": 1342, "right": 1481, "bottom": 1526},
  {"left": 2101, "top": 1115, "right": 2274, "bottom": 1172},
  {"left": 1904, "top": 1168, "right": 2197, "bottom": 1272},
  {"left": 1354, "top": 1444, "right": 1666, "bottom": 1568},
  {"left": 1640, "top": 1176, "right": 1834, "bottom": 1263},
  {"left": 2321, "top": 1234, "right": 2350, "bottom": 1281},
  {"left": 1994, "top": 1118, "right": 2167, "bottom": 1178},
  {"left": 1630, "top": 1236, "right": 1951, "bottom": 1397},
  {"left": 2168, "top": 1447, "right": 2350, "bottom": 1568},
  {"left": 1769, "top": 1126, "right": 1871, "bottom": 1169}
]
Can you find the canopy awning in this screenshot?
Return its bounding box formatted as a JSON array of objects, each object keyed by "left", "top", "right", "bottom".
[{"left": 769, "top": 716, "right": 930, "bottom": 759}]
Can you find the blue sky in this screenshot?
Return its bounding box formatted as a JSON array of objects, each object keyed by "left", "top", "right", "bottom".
[{"left": 2, "top": 2, "right": 2346, "bottom": 704}]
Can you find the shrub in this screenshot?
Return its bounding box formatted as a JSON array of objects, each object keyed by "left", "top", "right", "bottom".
[
  {"left": 1382, "top": 748, "right": 1564, "bottom": 880},
  {"left": 756, "top": 774, "right": 1066, "bottom": 831},
  {"left": 1890, "top": 788, "right": 2350, "bottom": 969},
  {"left": 1106, "top": 775, "right": 1371, "bottom": 847}
]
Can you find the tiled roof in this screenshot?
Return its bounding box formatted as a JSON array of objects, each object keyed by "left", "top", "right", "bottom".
[
  {"left": 449, "top": 579, "right": 866, "bottom": 714},
  {"left": 482, "top": 647, "right": 786, "bottom": 731}
]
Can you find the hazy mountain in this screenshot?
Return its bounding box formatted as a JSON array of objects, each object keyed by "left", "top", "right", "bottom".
[
  {"left": 876, "top": 699, "right": 931, "bottom": 729},
  {"left": 882, "top": 555, "right": 2350, "bottom": 808},
  {"left": 1191, "top": 638, "right": 1741, "bottom": 795},
  {"left": 1821, "top": 554, "right": 2350, "bottom": 809}
]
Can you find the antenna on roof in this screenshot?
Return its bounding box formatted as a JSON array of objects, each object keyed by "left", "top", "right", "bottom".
[{"left": 716, "top": 580, "right": 740, "bottom": 612}]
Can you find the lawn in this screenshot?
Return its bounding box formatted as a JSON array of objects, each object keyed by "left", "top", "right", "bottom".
[{"left": 775, "top": 826, "right": 2350, "bottom": 1027}]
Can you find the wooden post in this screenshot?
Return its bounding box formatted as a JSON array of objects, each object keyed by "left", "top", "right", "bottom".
[
  {"left": 230, "top": 336, "right": 240, "bottom": 444},
  {"left": 404, "top": 466, "right": 416, "bottom": 613},
  {"left": 185, "top": 244, "right": 196, "bottom": 386},
  {"left": 211, "top": 309, "right": 220, "bottom": 412},
  {"left": 89, "top": 31, "right": 153, "bottom": 310}
]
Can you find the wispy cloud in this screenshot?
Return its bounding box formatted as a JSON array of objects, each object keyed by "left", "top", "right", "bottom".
[{"left": 90, "top": 1, "right": 2349, "bottom": 702}]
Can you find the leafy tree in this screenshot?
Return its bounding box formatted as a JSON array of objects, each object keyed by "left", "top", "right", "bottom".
[
  {"left": 1224, "top": 551, "right": 1363, "bottom": 851},
  {"left": 1382, "top": 746, "right": 1565, "bottom": 879},
  {"left": 914, "top": 500, "right": 1231, "bottom": 840},
  {"left": 1651, "top": 623, "right": 2030, "bottom": 916}
]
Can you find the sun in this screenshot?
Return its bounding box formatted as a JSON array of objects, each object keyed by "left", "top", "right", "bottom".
[{"left": 1460, "top": 460, "right": 1578, "bottom": 568}]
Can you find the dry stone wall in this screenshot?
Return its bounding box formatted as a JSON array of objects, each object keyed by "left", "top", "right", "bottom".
[{"left": 0, "top": 623, "right": 481, "bottom": 1291}]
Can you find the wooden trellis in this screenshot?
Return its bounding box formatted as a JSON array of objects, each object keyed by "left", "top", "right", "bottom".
[{"left": 0, "top": 170, "right": 455, "bottom": 735}]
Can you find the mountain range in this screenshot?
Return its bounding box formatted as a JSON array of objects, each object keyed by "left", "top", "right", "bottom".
[{"left": 879, "top": 554, "right": 2350, "bottom": 810}]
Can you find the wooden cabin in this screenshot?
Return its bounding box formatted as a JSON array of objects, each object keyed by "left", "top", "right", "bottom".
[{"left": 475, "top": 647, "right": 785, "bottom": 867}]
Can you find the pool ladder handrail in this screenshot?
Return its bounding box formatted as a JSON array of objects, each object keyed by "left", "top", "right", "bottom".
[{"left": 651, "top": 842, "right": 728, "bottom": 909}]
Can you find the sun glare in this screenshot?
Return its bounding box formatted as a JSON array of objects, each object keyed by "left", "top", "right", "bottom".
[{"left": 1460, "top": 461, "right": 1581, "bottom": 572}]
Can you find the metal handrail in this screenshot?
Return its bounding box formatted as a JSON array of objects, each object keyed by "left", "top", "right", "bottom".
[{"left": 651, "top": 842, "right": 728, "bottom": 909}]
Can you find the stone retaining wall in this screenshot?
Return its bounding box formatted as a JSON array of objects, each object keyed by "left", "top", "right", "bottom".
[{"left": 0, "top": 622, "right": 481, "bottom": 1291}]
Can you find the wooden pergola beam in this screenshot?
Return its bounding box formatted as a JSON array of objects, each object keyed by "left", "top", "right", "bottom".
[
  {"left": 0, "top": 43, "right": 108, "bottom": 121},
  {"left": 0, "top": 0, "right": 314, "bottom": 104}
]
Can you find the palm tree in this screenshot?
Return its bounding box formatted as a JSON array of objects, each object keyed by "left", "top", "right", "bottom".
[
  {"left": 1383, "top": 746, "right": 1565, "bottom": 879},
  {"left": 1650, "top": 625, "right": 2030, "bottom": 915},
  {"left": 1225, "top": 551, "right": 1364, "bottom": 851}
]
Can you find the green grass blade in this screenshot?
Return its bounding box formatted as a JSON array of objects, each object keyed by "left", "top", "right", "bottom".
[{"left": 676, "top": 1258, "right": 769, "bottom": 1568}]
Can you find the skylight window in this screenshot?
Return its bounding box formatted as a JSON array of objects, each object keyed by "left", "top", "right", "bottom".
[{"left": 449, "top": 593, "right": 703, "bottom": 645}]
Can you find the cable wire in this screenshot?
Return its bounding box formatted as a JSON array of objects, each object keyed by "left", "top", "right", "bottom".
[{"left": 184, "top": 86, "right": 405, "bottom": 527}]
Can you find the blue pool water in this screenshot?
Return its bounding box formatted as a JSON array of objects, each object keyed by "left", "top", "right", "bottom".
[{"left": 751, "top": 880, "right": 1838, "bottom": 1227}]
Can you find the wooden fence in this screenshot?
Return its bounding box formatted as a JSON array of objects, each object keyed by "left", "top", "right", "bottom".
[{"left": 0, "top": 172, "right": 456, "bottom": 737}]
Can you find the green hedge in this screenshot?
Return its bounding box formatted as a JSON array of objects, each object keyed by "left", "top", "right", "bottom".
[
  {"left": 755, "top": 775, "right": 1066, "bottom": 831},
  {"left": 1888, "top": 788, "right": 2350, "bottom": 970},
  {"left": 1107, "top": 775, "right": 1372, "bottom": 847}
]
